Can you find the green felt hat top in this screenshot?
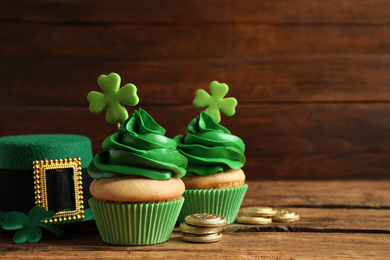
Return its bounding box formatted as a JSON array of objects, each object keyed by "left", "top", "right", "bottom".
[{"left": 0, "top": 134, "right": 93, "bottom": 170}]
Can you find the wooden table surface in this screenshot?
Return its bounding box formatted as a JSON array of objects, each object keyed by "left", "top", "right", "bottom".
[{"left": 1, "top": 180, "right": 389, "bottom": 259}]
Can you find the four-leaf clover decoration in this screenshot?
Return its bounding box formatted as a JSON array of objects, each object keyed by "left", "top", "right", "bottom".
[
  {"left": 1, "top": 206, "right": 65, "bottom": 244},
  {"left": 87, "top": 73, "right": 139, "bottom": 124},
  {"left": 193, "top": 81, "right": 238, "bottom": 123}
]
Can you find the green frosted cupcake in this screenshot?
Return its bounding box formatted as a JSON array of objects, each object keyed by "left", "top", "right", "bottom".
[
  {"left": 88, "top": 109, "right": 187, "bottom": 245},
  {"left": 87, "top": 73, "right": 187, "bottom": 245},
  {"left": 174, "top": 111, "right": 247, "bottom": 224}
]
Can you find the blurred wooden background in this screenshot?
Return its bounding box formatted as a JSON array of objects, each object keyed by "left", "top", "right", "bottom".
[{"left": 1, "top": 0, "right": 390, "bottom": 180}]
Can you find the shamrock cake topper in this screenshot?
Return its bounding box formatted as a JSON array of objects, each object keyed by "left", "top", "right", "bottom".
[
  {"left": 87, "top": 73, "right": 139, "bottom": 124},
  {"left": 1, "top": 206, "right": 65, "bottom": 244},
  {"left": 193, "top": 81, "right": 238, "bottom": 123}
]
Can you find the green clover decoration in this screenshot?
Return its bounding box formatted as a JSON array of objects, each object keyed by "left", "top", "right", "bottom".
[
  {"left": 87, "top": 73, "right": 139, "bottom": 124},
  {"left": 1, "top": 206, "right": 65, "bottom": 244},
  {"left": 193, "top": 81, "right": 238, "bottom": 123}
]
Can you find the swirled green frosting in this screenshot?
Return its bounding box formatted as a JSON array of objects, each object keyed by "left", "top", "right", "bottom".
[
  {"left": 174, "top": 112, "right": 245, "bottom": 176},
  {"left": 88, "top": 109, "right": 187, "bottom": 180}
]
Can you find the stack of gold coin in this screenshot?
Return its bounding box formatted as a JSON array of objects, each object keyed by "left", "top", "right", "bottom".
[
  {"left": 272, "top": 209, "right": 300, "bottom": 223},
  {"left": 236, "top": 206, "right": 299, "bottom": 224},
  {"left": 180, "top": 213, "right": 226, "bottom": 243},
  {"left": 236, "top": 206, "right": 276, "bottom": 224}
]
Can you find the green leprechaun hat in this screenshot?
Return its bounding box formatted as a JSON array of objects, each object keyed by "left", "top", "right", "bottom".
[{"left": 0, "top": 134, "right": 94, "bottom": 244}]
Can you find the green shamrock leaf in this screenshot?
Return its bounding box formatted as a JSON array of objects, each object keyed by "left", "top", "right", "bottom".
[
  {"left": 87, "top": 72, "right": 139, "bottom": 124},
  {"left": 1, "top": 206, "right": 65, "bottom": 244},
  {"left": 193, "top": 81, "right": 238, "bottom": 123}
]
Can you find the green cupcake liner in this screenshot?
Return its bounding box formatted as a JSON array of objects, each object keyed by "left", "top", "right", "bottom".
[
  {"left": 89, "top": 197, "right": 184, "bottom": 245},
  {"left": 178, "top": 184, "right": 248, "bottom": 225}
]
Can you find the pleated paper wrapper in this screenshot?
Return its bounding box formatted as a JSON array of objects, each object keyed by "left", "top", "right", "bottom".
[
  {"left": 178, "top": 184, "right": 248, "bottom": 224},
  {"left": 89, "top": 197, "right": 184, "bottom": 245}
]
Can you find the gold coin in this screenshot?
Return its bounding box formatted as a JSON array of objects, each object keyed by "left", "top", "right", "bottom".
[
  {"left": 272, "top": 209, "right": 300, "bottom": 223},
  {"left": 236, "top": 215, "right": 273, "bottom": 225},
  {"left": 181, "top": 233, "right": 222, "bottom": 243},
  {"left": 185, "top": 213, "right": 227, "bottom": 227},
  {"left": 179, "top": 222, "right": 223, "bottom": 235},
  {"left": 241, "top": 206, "right": 278, "bottom": 217}
]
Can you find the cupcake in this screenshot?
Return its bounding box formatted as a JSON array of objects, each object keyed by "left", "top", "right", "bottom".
[
  {"left": 88, "top": 109, "right": 187, "bottom": 245},
  {"left": 174, "top": 81, "right": 247, "bottom": 224}
]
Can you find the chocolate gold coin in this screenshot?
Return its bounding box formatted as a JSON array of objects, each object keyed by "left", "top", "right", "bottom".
[
  {"left": 179, "top": 222, "right": 223, "bottom": 235},
  {"left": 236, "top": 215, "right": 273, "bottom": 225},
  {"left": 185, "top": 213, "right": 227, "bottom": 227},
  {"left": 272, "top": 209, "right": 300, "bottom": 223},
  {"left": 241, "top": 206, "right": 278, "bottom": 217},
  {"left": 181, "top": 233, "right": 223, "bottom": 243}
]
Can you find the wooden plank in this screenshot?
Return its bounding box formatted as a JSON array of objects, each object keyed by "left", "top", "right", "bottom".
[
  {"left": 1, "top": 103, "right": 390, "bottom": 180},
  {"left": 1, "top": 180, "right": 389, "bottom": 258},
  {"left": 2, "top": 24, "right": 390, "bottom": 61},
  {"left": 1, "top": 231, "right": 389, "bottom": 259},
  {"left": 2, "top": 0, "right": 390, "bottom": 25},
  {"left": 244, "top": 180, "right": 390, "bottom": 208},
  {"left": 1, "top": 55, "right": 390, "bottom": 106}
]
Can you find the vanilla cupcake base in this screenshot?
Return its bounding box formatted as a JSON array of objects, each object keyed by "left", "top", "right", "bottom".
[
  {"left": 90, "top": 197, "right": 184, "bottom": 245},
  {"left": 90, "top": 176, "right": 185, "bottom": 203},
  {"left": 181, "top": 168, "right": 245, "bottom": 190}
]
